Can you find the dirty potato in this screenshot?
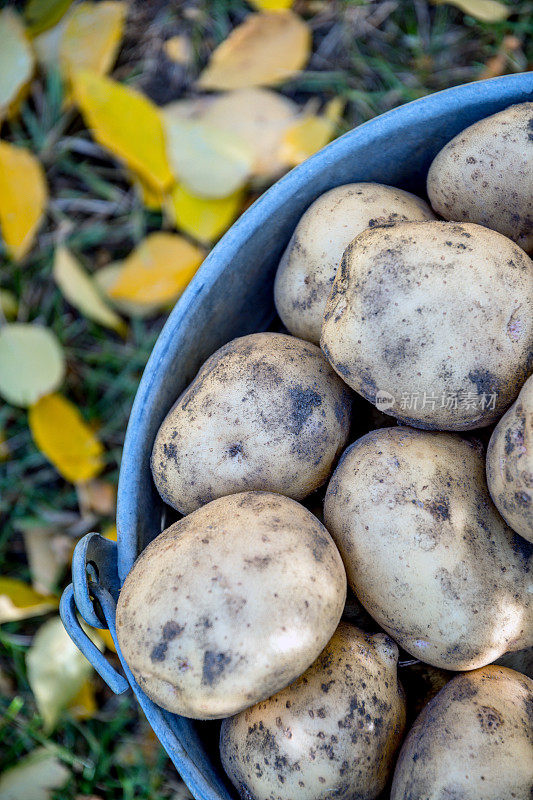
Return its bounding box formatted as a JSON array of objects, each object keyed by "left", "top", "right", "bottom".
[
  {"left": 152, "top": 332, "right": 352, "bottom": 515},
  {"left": 487, "top": 374, "right": 533, "bottom": 543},
  {"left": 116, "top": 492, "right": 347, "bottom": 719},
  {"left": 220, "top": 622, "right": 406, "bottom": 800},
  {"left": 324, "top": 426, "right": 533, "bottom": 670},
  {"left": 274, "top": 183, "right": 435, "bottom": 343},
  {"left": 321, "top": 221, "right": 533, "bottom": 430},
  {"left": 390, "top": 666, "right": 533, "bottom": 800},
  {"left": 427, "top": 102, "right": 533, "bottom": 252}
]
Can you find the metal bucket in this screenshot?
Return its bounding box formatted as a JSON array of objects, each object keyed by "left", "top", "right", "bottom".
[{"left": 61, "top": 74, "right": 533, "bottom": 800}]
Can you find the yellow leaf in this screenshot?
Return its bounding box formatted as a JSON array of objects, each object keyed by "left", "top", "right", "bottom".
[
  {"left": 163, "top": 114, "right": 253, "bottom": 199},
  {"left": 94, "top": 263, "right": 164, "bottom": 318},
  {"left": 0, "top": 289, "right": 18, "bottom": 319},
  {"left": 432, "top": 0, "right": 510, "bottom": 22},
  {"left": 164, "top": 35, "right": 192, "bottom": 65},
  {"left": 168, "top": 183, "right": 243, "bottom": 244},
  {"left": 0, "top": 747, "right": 69, "bottom": 800},
  {"left": 0, "top": 577, "right": 57, "bottom": 624},
  {"left": 128, "top": 170, "right": 165, "bottom": 210},
  {"left": 103, "top": 523, "right": 117, "bottom": 541},
  {"left": 26, "top": 615, "right": 103, "bottom": 730},
  {"left": 280, "top": 116, "right": 333, "bottom": 164},
  {"left": 248, "top": 0, "right": 294, "bottom": 8},
  {"left": 0, "top": 142, "right": 48, "bottom": 260},
  {"left": 59, "top": 2, "right": 126, "bottom": 81},
  {"left": 67, "top": 677, "right": 97, "bottom": 720},
  {"left": 24, "top": 0, "right": 74, "bottom": 36},
  {"left": 108, "top": 232, "right": 204, "bottom": 305},
  {"left": 0, "top": 324, "right": 65, "bottom": 408},
  {"left": 200, "top": 88, "right": 298, "bottom": 181},
  {"left": 32, "top": 14, "right": 69, "bottom": 69},
  {"left": 29, "top": 393, "right": 105, "bottom": 483},
  {"left": 71, "top": 70, "right": 174, "bottom": 192},
  {"left": 93, "top": 626, "right": 116, "bottom": 652},
  {"left": 53, "top": 245, "right": 126, "bottom": 333},
  {"left": 0, "top": 10, "right": 34, "bottom": 121},
  {"left": 197, "top": 10, "right": 311, "bottom": 90}
]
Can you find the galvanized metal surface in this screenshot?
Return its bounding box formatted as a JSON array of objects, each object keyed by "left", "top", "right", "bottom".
[{"left": 61, "top": 74, "right": 533, "bottom": 800}]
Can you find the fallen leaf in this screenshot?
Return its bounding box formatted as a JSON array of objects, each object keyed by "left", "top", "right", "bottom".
[
  {"left": 53, "top": 245, "right": 126, "bottom": 333},
  {"left": 164, "top": 35, "right": 193, "bottom": 65},
  {"left": 76, "top": 479, "right": 116, "bottom": 516},
  {"left": 0, "top": 9, "right": 34, "bottom": 121},
  {"left": 0, "top": 142, "right": 48, "bottom": 261},
  {"left": 172, "top": 785, "right": 194, "bottom": 800},
  {"left": 479, "top": 34, "right": 521, "bottom": 79},
  {"left": 0, "top": 747, "right": 69, "bottom": 800},
  {"left": 26, "top": 615, "right": 103, "bottom": 730},
  {"left": 280, "top": 99, "right": 343, "bottom": 165},
  {"left": 32, "top": 14, "right": 69, "bottom": 69},
  {"left": 130, "top": 171, "right": 165, "bottom": 210},
  {"left": 0, "top": 430, "right": 9, "bottom": 461},
  {"left": 0, "top": 577, "right": 58, "bottom": 624},
  {"left": 163, "top": 114, "right": 253, "bottom": 198},
  {"left": 24, "top": 0, "right": 74, "bottom": 36},
  {"left": 108, "top": 232, "right": 204, "bottom": 305},
  {"left": 15, "top": 519, "right": 73, "bottom": 594},
  {"left": 168, "top": 183, "right": 243, "bottom": 244},
  {"left": 71, "top": 70, "right": 174, "bottom": 192},
  {"left": 59, "top": 2, "right": 126, "bottom": 82},
  {"left": 248, "top": 0, "right": 294, "bottom": 8},
  {"left": 29, "top": 393, "right": 105, "bottom": 483},
  {"left": 200, "top": 88, "right": 298, "bottom": 181},
  {"left": 103, "top": 523, "right": 117, "bottom": 540},
  {"left": 93, "top": 626, "right": 116, "bottom": 652},
  {"left": 0, "top": 324, "right": 65, "bottom": 408},
  {"left": 0, "top": 289, "right": 18, "bottom": 319},
  {"left": 432, "top": 0, "right": 510, "bottom": 22},
  {"left": 197, "top": 10, "right": 311, "bottom": 90},
  {"left": 94, "top": 263, "right": 164, "bottom": 317},
  {"left": 67, "top": 677, "right": 97, "bottom": 720}
]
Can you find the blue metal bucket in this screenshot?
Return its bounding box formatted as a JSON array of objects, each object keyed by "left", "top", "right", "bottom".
[{"left": 61, "top": 74, "right": 533, "bottom": 800}]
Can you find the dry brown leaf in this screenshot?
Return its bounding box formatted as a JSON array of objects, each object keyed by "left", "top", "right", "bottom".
[
  {"left": 76, "top": 479, "right": 116, "bottom": 516},
  {"left": 197, "top": 10, "right": 311, "bottom": 90},
  {"left": 479, "top": 35, "right": 521, "bottom": 79},
  {"left": 108, "top": 232, "right": 204, "bottom": 305},
  {"left": 15, "top": 519, "right": 73, "bottom": 594}
]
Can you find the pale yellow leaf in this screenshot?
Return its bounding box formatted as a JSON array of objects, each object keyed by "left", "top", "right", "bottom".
[
  {"left": 432, "top": 0, "right": 510, "bottom": 21},
  {"left": 164, "top": 35, "right": 193, "bottom": 65},
  {"left": 0, "top": 142, "right": 48, "bottom": 261},
  {"left": 26, "top": 616, "right": 103, "bottom": 730},
  {"left": 197, "top": 10, "right": 311, "bottom": 90},
  {"left": 0, "top": 324, "right": 65, "bottom": 408},
  {"left": 0, "top": 747, "right": 69, "bottom": 800},
  {"left": 59, "top": 2, "right": 126, "bottom": 82},
  {"left": 280, "top": 116, "right": 333, "bottom": 164},
  {"left": 0, "top": 577, "right": 57, "bottom": 624},
  {"left": 71, "top": 70, "right": 174, "bottom": 192},
  {"left": 163, "top": 114, "right": 253, "bottom": 199},
  {"left": 29, "top": 393, "right": 105, "bottom": 484},
  {"left": 168, "top": 183, "right": 243, "bottom": 244},
  {"left": 0, "top": 289, "right": 18, "bottom": 319},
  {"left": 94, "top": 263, "right": 164, "bottom": 318},
  {"left": 67, "top": 677, "right": 97, "bottom": 720},
  {"left": 200, "top": 88, "right": 298, "bottom": 181},
  {"left": 108, "top": 232, "right": 204, "bottom": 305},
  {"left": 33, "top": 15, "right": 69, "bottom": 69},
  {"left": 248, "top": 0, "right": 294, "bottom": 8},
  {"left": 53, "top": 245, "right": 126, "bottom": 333},
  {"left": 0, "top": 10, "right": 34, "bottom": 121}
]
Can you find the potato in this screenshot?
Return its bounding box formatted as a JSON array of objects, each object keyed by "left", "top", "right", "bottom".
[
  {"left": 273, "top": 183, "right": 435, "bottom": 344},
  {"left": 324, "top": 426, "right": 533, "bottom": 670},
  {"left": 116, "top": 491, "right": 346, "bottom": 719},
  {"left": 220, "top": 622, "right": 406, "bottom": 800},
  {"left": 321, "top": 221, "right": 533, "bottom": 430},
  {"left": 390, "top": 666, "right": 533, "bottom": 800},
  {"left": 427, "top": 102, "right": 533, "bottom": 252},
  {"left": 486, "top": 374, "right": 533, "bottom": 543},
  {"left": 152, "top": 332, "right": 352, "bottom": 515}
]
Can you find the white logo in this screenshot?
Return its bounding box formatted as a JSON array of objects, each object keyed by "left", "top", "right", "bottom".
[{"left": 375, "top": 390, "right": 395, "bottom": 412}]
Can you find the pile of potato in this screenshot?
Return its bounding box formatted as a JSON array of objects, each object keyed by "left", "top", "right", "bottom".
[{"left": 116, "top": 103, "right": 533, "bottom": 799}]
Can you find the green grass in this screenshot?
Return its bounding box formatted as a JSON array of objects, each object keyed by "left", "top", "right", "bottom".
[{"left": 1, "top": 0, "right": 532, "bottom": 795}]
